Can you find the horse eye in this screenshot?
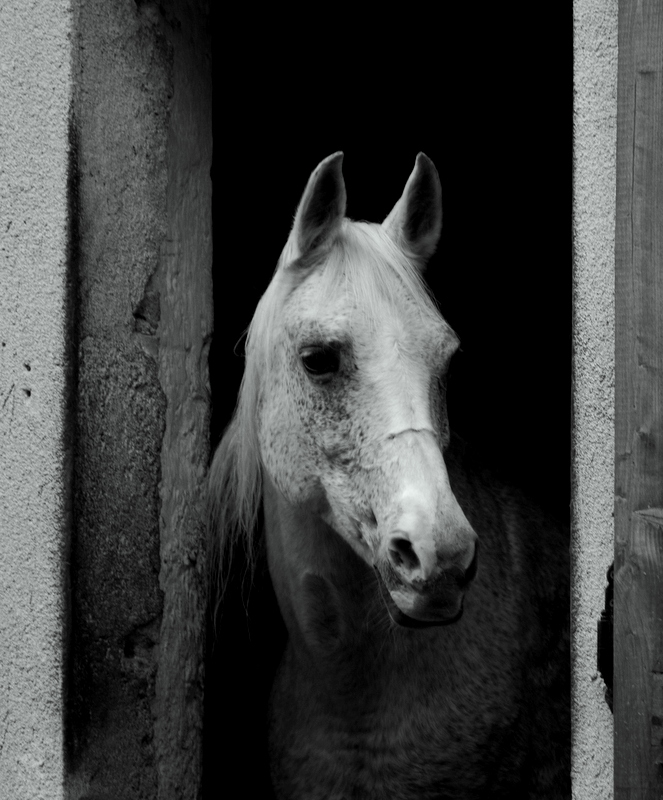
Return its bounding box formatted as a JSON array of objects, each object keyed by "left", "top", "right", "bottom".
[{"left": 300, "top": 345, "right": 341, "bottom": 378}]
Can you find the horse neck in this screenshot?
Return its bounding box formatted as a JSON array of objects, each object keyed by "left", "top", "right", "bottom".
[
  {"left": 261, "top": 474, "right": 465, "bottom": 729},
  {"left": 262, "top": 474, "right": 388, "bottom": 662}
]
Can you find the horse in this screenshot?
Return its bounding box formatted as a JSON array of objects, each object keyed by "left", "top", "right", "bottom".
[{"left": 209, "top": 152, "right": 570, "bottom": 799}]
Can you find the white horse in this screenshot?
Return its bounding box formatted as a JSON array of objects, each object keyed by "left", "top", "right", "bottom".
[{"left": 209, "top": 153, "right": 570, "bottom": 799}]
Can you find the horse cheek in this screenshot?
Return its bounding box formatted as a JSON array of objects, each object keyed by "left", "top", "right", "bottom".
[{"left": 259, "top": 370, "right": 315, "bottom": 506}]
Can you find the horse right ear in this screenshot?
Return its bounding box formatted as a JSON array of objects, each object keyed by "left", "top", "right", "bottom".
[{"left": 285, "top": 152, "right": 346, "bottom": 262}]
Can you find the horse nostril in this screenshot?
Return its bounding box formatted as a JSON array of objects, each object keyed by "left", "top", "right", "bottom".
[{"left": 388, "top": 537, "right": 420, "bottom": 573}]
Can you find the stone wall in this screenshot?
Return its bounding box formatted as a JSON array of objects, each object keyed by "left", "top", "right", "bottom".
[
  {"left": 0, "top": 1, "right": 211, "bottom": 798},
  {"left": 67, "top": 0, "right": 211, "bottom": 797}
]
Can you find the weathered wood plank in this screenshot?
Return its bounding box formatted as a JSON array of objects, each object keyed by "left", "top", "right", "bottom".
[
  {"left": 153, "top": 1, "right": 213, "bottom": 796},
  {"left": 615, "top": 512, "right": 663, "bottom": 796},
  {"left": 615, "top": 0, "right": 663, "bottom": 796}
]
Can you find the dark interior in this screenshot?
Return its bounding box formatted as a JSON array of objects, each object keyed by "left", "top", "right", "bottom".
[{"left": 205, "top": 9, "right": 571, "bottom": 797}]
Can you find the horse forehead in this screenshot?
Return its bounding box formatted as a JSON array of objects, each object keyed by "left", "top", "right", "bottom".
[{"left": 283, "top": 277, "right": 446, "bottom": 349}]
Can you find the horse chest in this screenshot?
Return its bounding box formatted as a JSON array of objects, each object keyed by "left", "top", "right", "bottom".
[{"left": 269, "top": 638, "right": 529, "bottom": 800}]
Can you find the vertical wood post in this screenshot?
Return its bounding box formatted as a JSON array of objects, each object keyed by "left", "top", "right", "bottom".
[
  {"left": 615, "top": 0, "right": 663, "bottom": 795},
  {"left": 153, "top": 1, "right": 212, "bottom": 795}
]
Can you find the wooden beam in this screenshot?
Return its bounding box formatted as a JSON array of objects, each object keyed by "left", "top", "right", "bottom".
[{"left": 615, "top": 0, "right": 663, "bottom": 796}]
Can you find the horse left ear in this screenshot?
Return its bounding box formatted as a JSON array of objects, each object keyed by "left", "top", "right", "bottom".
[
  {"left": 288, "top": 152, "right": 347, "bottom": 261},
  {"left": 382, "top": 153, "right": 442, "bottom": 269}
]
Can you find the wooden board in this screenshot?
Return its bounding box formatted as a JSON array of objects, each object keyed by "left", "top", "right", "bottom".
[{"left": 615, "top": 0, "right": 663, "bottom": 796}]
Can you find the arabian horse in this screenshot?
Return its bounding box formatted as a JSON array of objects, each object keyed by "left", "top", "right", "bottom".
[{"left": 209, "top": 153, "right": 570, "bottom": 799}]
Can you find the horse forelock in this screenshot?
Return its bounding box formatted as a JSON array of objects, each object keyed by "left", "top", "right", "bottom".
[
  {"left": 290, "top": 221, "right": 442, "bottom": 332},
  {"left": 208, "top": 218, "right": 444, "bottom": 597}
]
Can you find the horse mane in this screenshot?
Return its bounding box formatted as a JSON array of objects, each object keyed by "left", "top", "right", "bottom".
[{"left": 208, "top": 218, "right": 441, "bottom": 598}]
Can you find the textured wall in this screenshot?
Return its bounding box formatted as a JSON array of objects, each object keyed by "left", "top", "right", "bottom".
[
  {"left": 0, "top": 1, "right": 210, "bottom": 796},
  {"left": 67, "top": 1, "right": 211, "bottom": 798},
  {"left": 66, "top": 2, "right": 170, "bottom": 795},
  {"left": 0, "top": 1, "right": 72, "bottom": 798},
  {"left": 572, "top": 0, "right": 617, "bottom": 796}
]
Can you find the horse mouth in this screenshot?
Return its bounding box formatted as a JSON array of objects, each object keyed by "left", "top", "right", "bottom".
[{"left": 374, "top": 569, "right": 466, "bottom": 628}]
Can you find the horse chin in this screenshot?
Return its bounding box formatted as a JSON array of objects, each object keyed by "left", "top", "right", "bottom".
[
  {"left": 388, "top": 603, "right": 464, "bottom": 628},
  {"left": 388, "top": 593, "right": 465, "bottom": 628},
  {"left": 375, "top": 571, "right": 465, "bottom": 628}
]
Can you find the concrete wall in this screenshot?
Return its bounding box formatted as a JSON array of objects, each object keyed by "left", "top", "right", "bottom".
[
  {"left": 572, "top": 0, "right": 617, "bottom": 796},
  {"left": 0, "top": 1, "right": 211, "bottom": 798},
  {"left": 0, "top": 1, "right": 73, "bottom": 798},
  {"left": 66, "top": 0, "right": 170, "bottom": 795},
  {"left": 67, "top": 0, "right": 211, "bottom": 797}
]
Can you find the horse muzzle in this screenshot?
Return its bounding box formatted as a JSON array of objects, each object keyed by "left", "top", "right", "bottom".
[{"left": 376, "top": 540, "right": 479, "bottom": 626}]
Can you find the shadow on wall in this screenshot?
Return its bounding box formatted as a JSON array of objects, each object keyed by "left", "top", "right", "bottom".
[{"left": 204, "top": 8, "right": 571, "bottom": 797}]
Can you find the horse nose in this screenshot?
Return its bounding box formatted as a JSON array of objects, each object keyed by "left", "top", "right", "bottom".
[{"left": 386, "top": 528, "right": 478, "bottom": 584}]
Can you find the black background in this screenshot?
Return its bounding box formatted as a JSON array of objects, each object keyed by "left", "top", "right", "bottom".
[{"left": 205, "top": 9, "right": 571, "bottom": 796}]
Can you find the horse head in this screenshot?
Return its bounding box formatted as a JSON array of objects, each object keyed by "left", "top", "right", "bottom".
[{"left": 254, "top": 152, "right": 478, "bottom": 626}]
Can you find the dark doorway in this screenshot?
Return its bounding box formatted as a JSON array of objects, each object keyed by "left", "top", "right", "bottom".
[{"left": 205, "top": 9, "right": 571, "bottom": 797}]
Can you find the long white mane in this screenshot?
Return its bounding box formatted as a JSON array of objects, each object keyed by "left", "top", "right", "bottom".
[{"left": 208, "top": 218, "right": 441, "bottom": 588}]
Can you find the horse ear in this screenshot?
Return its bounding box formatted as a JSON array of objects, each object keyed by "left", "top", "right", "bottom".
[
  {"left": 382, "top": 152, "right": 442, "bottom": 268},
  {"left": 288, "top": 152, "right": 346, "bottom": 260}
]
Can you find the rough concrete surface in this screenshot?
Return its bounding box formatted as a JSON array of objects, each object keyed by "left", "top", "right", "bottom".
[
  {"left": 572, "top": 0, "right": 617, "bottom": 797},
  {"left": 0, "top": 1, "right": 73, "bottom": 798},
  {"left": 0, "top": 0, "right": 210, "bottom": 795},
  {"left": 67, "top": 1, "right": 211, "bottom": 797},
  {"left": 66, "top": 0, "right": 170, "bottom": 796}
]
